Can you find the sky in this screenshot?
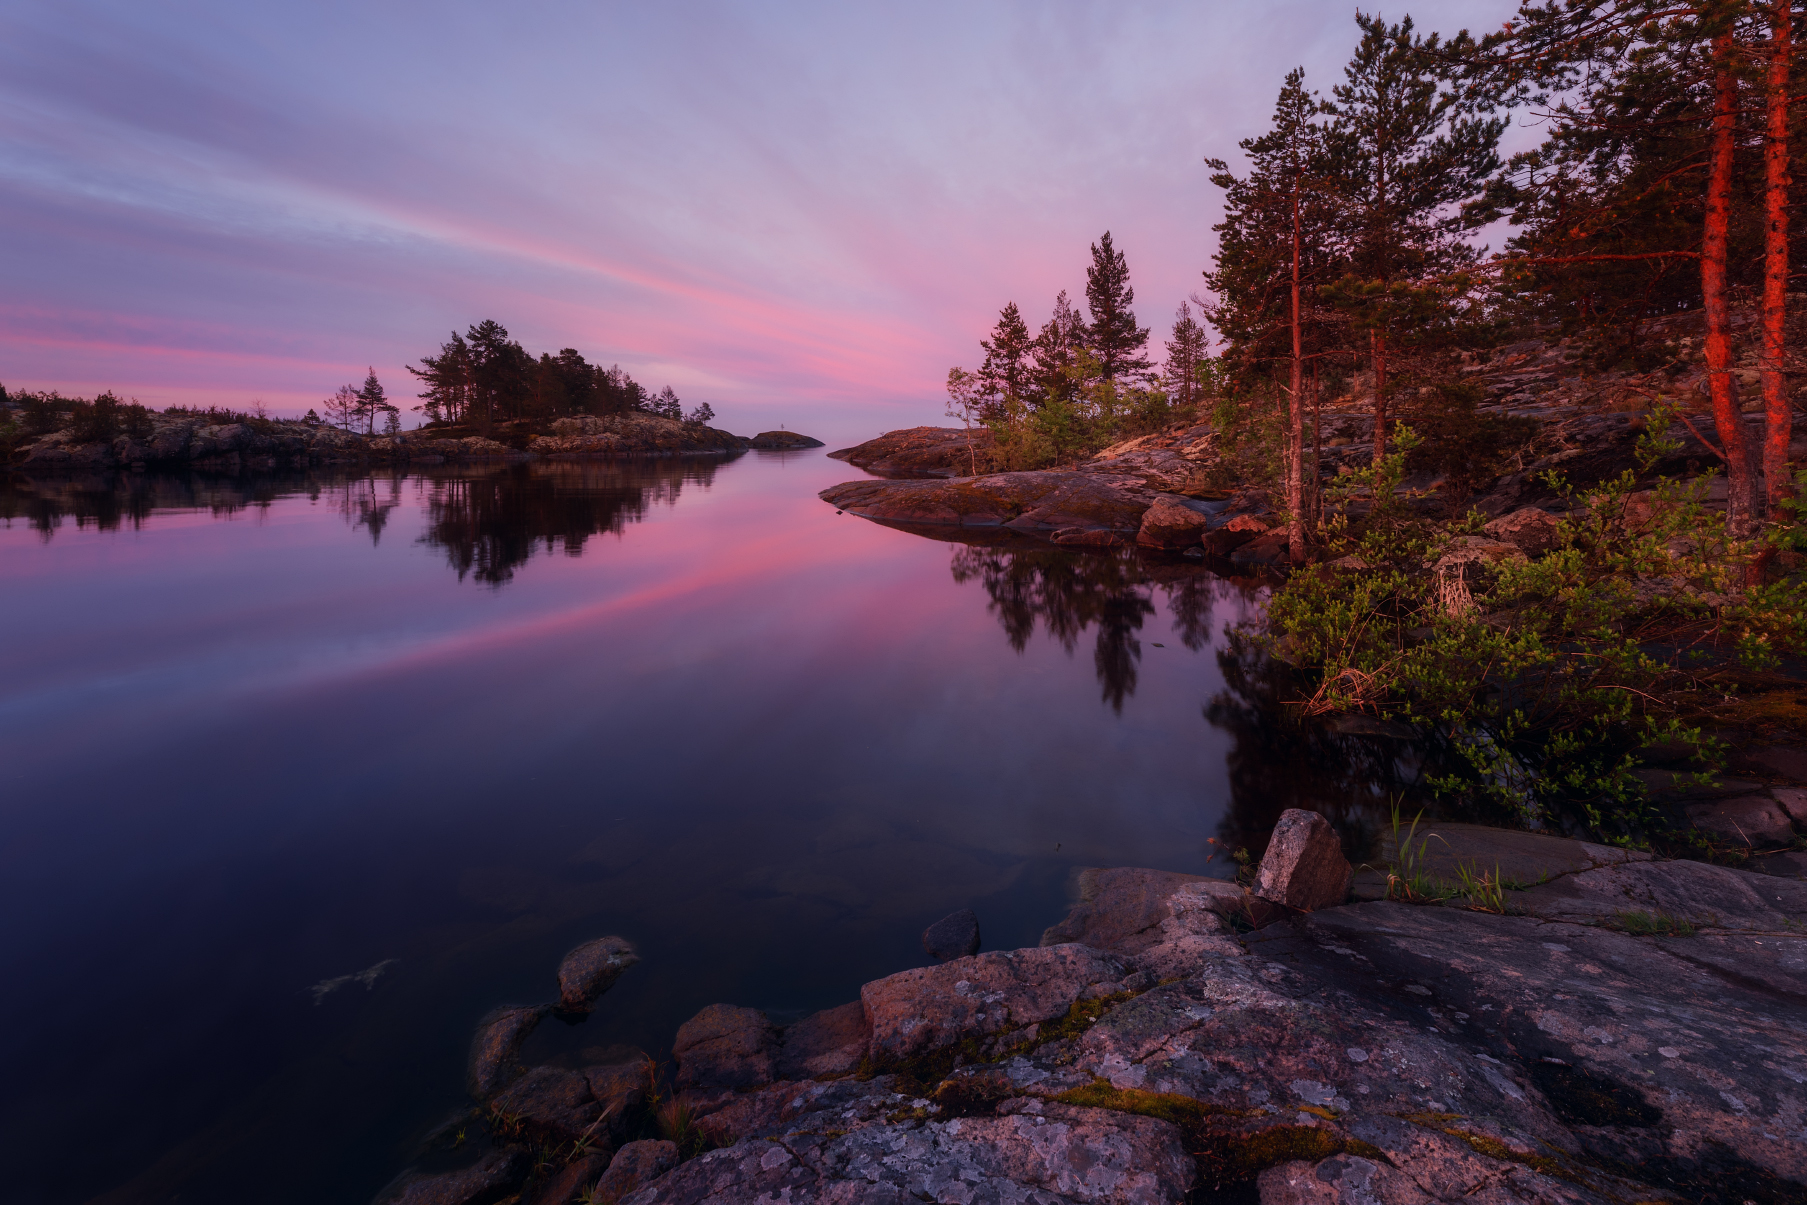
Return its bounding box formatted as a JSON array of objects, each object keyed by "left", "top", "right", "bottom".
[{"left": 0, "top": 0, "right": 1522, "bottom": 439}]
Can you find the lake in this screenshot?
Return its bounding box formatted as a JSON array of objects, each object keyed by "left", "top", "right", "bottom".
[{"left": 0, "top": 449, "right": 1396, "bottom": 1203}]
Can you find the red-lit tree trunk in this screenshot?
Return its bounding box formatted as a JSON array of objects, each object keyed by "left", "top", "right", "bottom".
[
  {"left": 1703, "top": 29, "right": 1758, "bottom": 537},
  {"left": 1761, "top": 0, "right": 1794, "bottom": 522},
  {"left": 1288, "top": 189, "right": 1307, "bottom": 563}
]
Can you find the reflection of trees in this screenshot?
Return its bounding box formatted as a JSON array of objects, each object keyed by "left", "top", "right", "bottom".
[
  {"left": 1205, "top": 631, "right": 1424, "bottom": 862},
  {"left": 949, "top": 543, "right": 1252, "bottom": 712},
  {"left": 418, "top": 460, "right": 723, "bottom": 585}
]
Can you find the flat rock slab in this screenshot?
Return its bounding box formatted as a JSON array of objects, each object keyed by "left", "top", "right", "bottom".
[
  {"left": 1748, "top": 745, "right": 1807, "bottom": 781},
  {"left": 624, "top": 1101, "right": 1194, "bottom": 1205},
  {"left": 820, "top": 472, "right": 1151, "bottom": 536},
  {"left": 1686, "top": 795, "right": 1799, "bottom": 847},
  {"left": 1507, "top": 857, "right": 1807, "bottom": 931},
  {"left": 1377, "top": 821, "right": 1651, "bottom": 889},
  {"left": 1753, "top": 849, "right": 1807, "bottom": 878},
  {"left": 1040, "top": 866, "right": 1244, "bottom": 953},
  {"left": 862, "top": 944, "right": 1129, "bottom": 1061}
]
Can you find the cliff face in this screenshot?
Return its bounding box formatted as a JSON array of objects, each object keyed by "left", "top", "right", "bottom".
[{"left": 5, "top": 408, "right": 753, "bottom": 470}]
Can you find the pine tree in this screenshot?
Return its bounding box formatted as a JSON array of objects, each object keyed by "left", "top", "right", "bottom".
[
  {"left": 1163, "top": 302, "right": 1211, "bottom": 411},
  {"left": 356, "top": 367, "right": 392, "bottom": 435},
  {"left": 978, "top": 302, "right": 1036, "bottom": 422},
  {"left": 1032, "top": 290, "right": 1088, "bottom": 404},
  {"left": 1326, "top": 14, "right": 1505, "bottom": 464},
  {"left": 686, "top": 401, "right": 715, "bottom": 425},
  {"left": 653, "top": 385, "right": 683, "bottom": 419},
  {"left": 325, "top": 384, "right": 360, "bottom": 431},
  {"left": 1083, "top": 231, "right": 1151, "bottom": 383}
]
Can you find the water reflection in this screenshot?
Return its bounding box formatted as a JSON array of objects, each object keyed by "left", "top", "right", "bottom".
[
  {"left": 416, "top": 460, "right": 726, "bottom": 584},
  {"left": 1, "top": 458, "right": 731, "bottom": 585},
  {"left": 948, "top": 542, "right": 1253, "bottom": 712}
]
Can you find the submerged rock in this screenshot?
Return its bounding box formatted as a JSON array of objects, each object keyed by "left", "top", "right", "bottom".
[
  {"left": 1039, "top": 867, "right": 1243, "bottom": 953},
  {"left": 378, "top": 1146, "right": 528, "bottom": 1205},
  {"left": 1253, "top": 808, "right": 1352, "bottom": 912},
  {"left": 467, "top": 1005, "right": 549, "bottom": 1098},
  {"left": 921, "top": 908, "right": 982, "bottom": 962},
  {"left": 672, "top": 1004, "right": 780, "bottom": 1090},
  {"left": 555, "top": 936, "right": 639, "bottom": 1015}
]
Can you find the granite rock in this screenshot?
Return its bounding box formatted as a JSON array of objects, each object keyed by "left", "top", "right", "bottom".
[
  {"left": 1685, "top": 794, "right": 1798, "bottom": 847},
  {"left": 921, "top": 908, "right": 982, "bottom": 962},
  {"left": 1253, "top": 809, "right": 1352, "bottom": 912},
  {"left": 467, "top": 1005, "right": 549, "bottom": 1099},
  {"left": 775, "top": 1000, "right": 870, "bottom": 1081},
  {"left": 556, "top": 936, "right": 639, "bottom": 1015},
  {"left": 672, "top": 1004, "right": 779, "bottom": 1090},
  {"left": 1135, "top": 495, "right": 1210, "bottom": 549},
  {"left": 594, "top": 1139, "right": 679, "bottom": 1202},
  {"left": 379, "top": 1147, "right": 528, "bottom": 1205}
]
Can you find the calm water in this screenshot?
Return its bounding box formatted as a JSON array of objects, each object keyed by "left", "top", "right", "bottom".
[{"left": 0, "top": 451, "right": 1396, "bottom": 1204}]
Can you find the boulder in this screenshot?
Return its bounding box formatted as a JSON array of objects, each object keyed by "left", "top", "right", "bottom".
[
  {"left": 1134, "top": 496, "right": 1209, "bottom": 549},
  {"left": 775, "top": 1001, "right": 869, "bottom": 1080},
  {"left": 594, "top": 1139, "right": 679, "bottom": 1201},
  {"left": 488, "top": 1066, "right": 603, "bottom": 1143},
  {"left": 672, "top": 1004, "right": 779, "bottom": 1090},
  {"left": 1228, "top": 529, "right": 1292, "bottom": 567},
  {"left": 860, "top": 944, "right": 1128, "bottom": 1062},
  {"left": 379, "top": 1147, "right": 528, "bottom": 1205},
  {"left": 1685, "top": 794, "right": 1798, "bottom": 847},
  {"left": 1481, "top": 506, "right": 1562, "bottom": 555},
  {"left": 467, "top": 1005, "right": 549, "bottom": 1098},
  {"left": 1252, "top": 809, "right": 1352, "bottom": 912},
  {"left": 1201, "top": 513, "right": 1269, "bottom": 557},
  {"left": 1431, "top": 535, "right": 1526, "bottom": 572},
  {"left": 1039, "top": 867, "right": 1243, "bottom": 953},
  {"left": 556, "top": 936, "right": 639, "bottom": 1015},
  {"left": 921, "top": 908, "right": 982, "bottom": 962},
  {"left": 584, "top": 1060, "right": 650, "bottom": 1139}
]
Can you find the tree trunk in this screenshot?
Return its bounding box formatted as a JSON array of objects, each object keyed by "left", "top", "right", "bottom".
[
  {"left": 1761, "top": 0, "right": 1794, "bottom": 522},
  {"left": 1370, "top": 329, "right": 1388, "bottom": 466},
  {"left": 1288, "top": 193, "right": 1307, "bottom": 562},
  {"left": 1703, "top": 31, "right": 1758, "bottom": 536}
]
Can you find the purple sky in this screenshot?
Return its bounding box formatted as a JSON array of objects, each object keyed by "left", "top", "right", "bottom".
[{"left": 2, "top": 1, "right": 1516, "bottom": 439}]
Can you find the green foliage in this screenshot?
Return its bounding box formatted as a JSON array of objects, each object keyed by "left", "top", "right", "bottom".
[
  {"left": 1398, "top": 380, "right": 1537, "bottom": 510},
  {"left": 1257, "top": 414, "right": 1807, "bottom": 839}
]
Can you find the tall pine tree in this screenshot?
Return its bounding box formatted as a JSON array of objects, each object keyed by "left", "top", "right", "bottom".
[
  {"left": 979, "top": 302, "right": 1036, "bottom": 422},
  {"left": 1083, "top": 231, "right": 1152, "bottom": 383}
]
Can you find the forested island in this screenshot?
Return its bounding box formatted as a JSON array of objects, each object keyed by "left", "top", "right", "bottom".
[{"left": 0, "top": 320, "right": 820, "bottom": 470}]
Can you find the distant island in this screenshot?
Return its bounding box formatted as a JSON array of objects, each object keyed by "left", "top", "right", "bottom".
[{"left": 0, "top": 319, "right": 821, "bottom": 470}]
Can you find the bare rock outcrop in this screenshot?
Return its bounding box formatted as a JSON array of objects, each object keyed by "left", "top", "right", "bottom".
[
  {"left": 672, "top": 1003, "right": 780, "bottom": 1090},
  {"left": 819, "top": 471, "right": 1152, "bottom": 540},
  {"left": 826, "top": 425, "right": 996, "bottom": 476}
]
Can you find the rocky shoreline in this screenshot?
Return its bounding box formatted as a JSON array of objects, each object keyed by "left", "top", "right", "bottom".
[
  {"left": 383, "top": 810, "right": 1807, "bottom": 1205},
  {"left": 6, "top": 408, "right": 820, "bottom": 473}
]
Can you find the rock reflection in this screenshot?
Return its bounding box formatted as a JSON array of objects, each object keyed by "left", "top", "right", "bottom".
[
  {"left": 0, "top": 471, "right": 279, "bottom": 537},
  {"left": 1205, "top": 631, "right": 1423, "bottom": 861},
  {"left": 417, "top": 459, "right": 724, "bottom": 585},
  {"left": 949, "top": 542, "right": 1253, "bottom": 712}
]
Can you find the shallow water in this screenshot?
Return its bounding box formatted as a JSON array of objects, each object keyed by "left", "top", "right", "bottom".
[{"left": 0, "top": 451, "right": 1392, "bottom": 1203}]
